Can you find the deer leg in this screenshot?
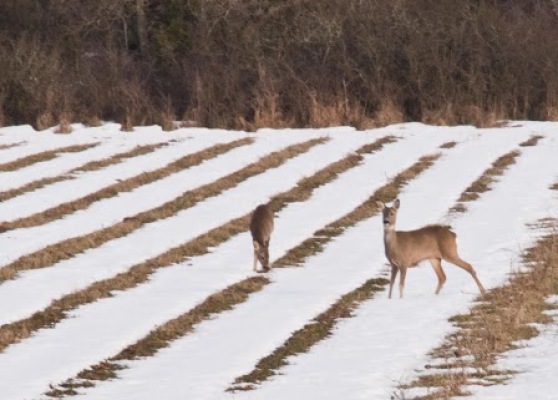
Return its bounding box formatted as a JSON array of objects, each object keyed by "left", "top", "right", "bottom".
[
  {"left": 429, "top": 258, "right": 446, "bottom": 295},
  {"left": 399, "top": 266, "right": 407, "bottom": 299},
  {"left": 389, "top": 264, "right": 398, "bottom": 299},
  {"left": 253, "top": 249, "right": 259, "bottom": 272},
  {"left": 446, "top": 256, "right": 486, "bottom": 294}
]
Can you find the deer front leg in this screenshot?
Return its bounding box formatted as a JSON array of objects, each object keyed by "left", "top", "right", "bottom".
[
  {"left": 389, "top": 264, "right": 398, "bottom": 299},
  {"left": 399, "top": 266, "right": 407, "bottom": 299}
]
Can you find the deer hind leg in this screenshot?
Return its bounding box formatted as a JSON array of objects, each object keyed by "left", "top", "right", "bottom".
[
  {"left": 429, "top": 258, "right": 446, "bottom": 295},
  {"left": 446, "top": 256, "right": 486, "bottom": 294},
  {"left": 253, "top": 250, "right": 259, "bottom": 272},
  {"left": 388, "top": 264, "right": 399, "bottom": 299}
]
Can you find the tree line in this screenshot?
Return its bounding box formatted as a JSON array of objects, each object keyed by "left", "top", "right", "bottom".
[{"left": 1, "top": 0, "right": 557, "bottom": 129}]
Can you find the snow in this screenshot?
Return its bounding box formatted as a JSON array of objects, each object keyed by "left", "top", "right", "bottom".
[{"left": 0, "top": 122, "right": 556, "bottom": 400}]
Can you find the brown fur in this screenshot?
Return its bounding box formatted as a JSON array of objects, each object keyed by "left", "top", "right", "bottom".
[
  {"left": 377, "top": 199, "right": 486, "bottom": 298},
  {"left": 250, "top": 204, "right": 274, "bottom": 272}
]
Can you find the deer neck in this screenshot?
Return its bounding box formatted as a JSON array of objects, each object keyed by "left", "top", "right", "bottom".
[{"left": 383, "top": 225, "right": 399, "bottom": 259}]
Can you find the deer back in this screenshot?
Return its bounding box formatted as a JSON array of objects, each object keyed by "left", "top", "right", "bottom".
[
  {"left": 393, "top": 225, "right": 457, "bottom": 267},
  {"left": 250, "top": 204, "right": 274, "bottom": 246}
]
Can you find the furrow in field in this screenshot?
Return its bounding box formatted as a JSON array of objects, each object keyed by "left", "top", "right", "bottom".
[
  {"left": 231, "top": 133, "right": 558, "bottom": 400},
  {"left": 0, "top": 131, "right": 246, "bottom": 224},
  {"left": 0, "top": 134, "right": 323, "bottom": 310},
  {"left": 28, "top": 128, "right": 456, "bottom": 400},
  {"left": 0, "top": 126, "right": 100, "bottom": 165},
  {"left": 0, "top": 141, "right": 25, "bottom": 151},
  {"left": 0, "top": 143, "right": 99, "bottom": 172},
  {"left": 0, "top": 129, "right": 403, "bottom": 400},
  {"left": 0, "top": 140, "right": 170, "bottom": 200},
  {"left": 0, "top": 138, "right": 251, "bottom": 233}
]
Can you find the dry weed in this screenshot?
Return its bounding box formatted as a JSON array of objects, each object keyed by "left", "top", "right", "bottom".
[
  {"left": 397, "top": 228, "right": 558, "bottom": 399},
  {"left": 0, "top": 143, "right": 168, "bottom": 203},
  {"left": 0, "top": 139, "right": 251, "bottom": 234},
  {"left": 451, "top": 149, "right": 523, "bottom": 214},
  {"left": 0, "top": 143, "right": 98, "bottom": 172},
  {"left": 0, "top": 138, "right": 322, "bottom": 352}
]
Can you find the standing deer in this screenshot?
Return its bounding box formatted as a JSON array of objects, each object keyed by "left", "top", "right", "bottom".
[
  {"left": 377, "top": 199, "right": 486, "bottom": 299},
  {"left": 250, "top": 203, "right": 274, "bottom": 272}
]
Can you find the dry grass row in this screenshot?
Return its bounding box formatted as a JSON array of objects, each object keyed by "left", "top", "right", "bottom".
[
  {"left": 0, "top": 141, "right": 25, "bottom": 150},
  {"left": 0, "top": 143, "right": 98, "bottom": 172},
  {"left": 0, "top": 137, "right": 324, "bottom": 352},
  {"left": 0, "top": 142, "right": 168, "bottom": 203},
  {"left": 45, "top": 276, "right": 271, "bottom": 398},
  {"left": 228, "top": 278, "right": 389, "bottom": 392},
  {"left": 226, "top": 152, "right": 442, "bottom": 391},
  {"left": 42, "top": 135, "right": 398, "bottom": 396},
  {"left": 450, "top": 135, "right": 543, "bottom": 214},
  {"left": 396, "top": 226, "right": 558, "bottom": 400},
  {"left": 0, "top": 138, "right": 251, "bottom": 233},
  {"left": 273, "top": 152, "right": 442, "bottom": 268}
]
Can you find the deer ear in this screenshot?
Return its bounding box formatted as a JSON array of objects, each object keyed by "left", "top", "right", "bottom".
[
  {"left": 393, "top": 199, "right": 400, "bottom": 209},
  {"left": 376, "top": 201, "right": 385, "bottom": 210}
]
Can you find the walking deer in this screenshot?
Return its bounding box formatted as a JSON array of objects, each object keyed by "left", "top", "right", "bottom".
[
  {"left": 377, "top": 199, "right": 486, "bottom": 299},
  {"left": 250, "top": 203, "right": 274, "bottom": 272}
]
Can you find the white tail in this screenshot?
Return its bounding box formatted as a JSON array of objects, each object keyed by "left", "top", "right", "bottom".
[
  {"left": 249, "top": 203, "right": 274, "bottom": 272},
  {"left": 377, "top": 199, "right": 486, "bottom": 299}
]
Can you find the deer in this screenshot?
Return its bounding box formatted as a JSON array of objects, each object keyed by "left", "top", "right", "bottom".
[
  {"left": 250, "top": 203, "right": 274, "bottom": 272},
  {"left": 376, "top": 199, "right": 486, "bottom": 299}
]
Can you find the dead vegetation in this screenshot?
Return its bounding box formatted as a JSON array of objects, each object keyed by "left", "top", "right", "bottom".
[
  {"left": 229, "top": 278, "right": 389, "bottom": 392},
  {"left": 226, "top": 152, "right": 442, "bottom": 390},
  {"left": 0, "top": 141, "right": 25, "bottom": 150},
  {"left": 46, "top": 277, "right": 270, "bottom": 398},
  {"left": 0, "top": 137, "right": 324, "bottom": 353},
  {"left": 273, "top": 153, "right": 441, "bottom": 268},
  {"left": 395, "top": 224, "right": 558, "bottom": 400},
  {"left": 0, "top": 138, "right": 251, "bottom": 234},
  {"left": 0, "top": 142, "right": 168, "bottom": 203},
  {"left": 0, "top": 143, "right": 98, "bottom": 172},
  {"left": 40, "top": 135, "right": 396, "bottom": 395},
  {"left": 450, "top": 148, "right": 525, "bottom": 213}
]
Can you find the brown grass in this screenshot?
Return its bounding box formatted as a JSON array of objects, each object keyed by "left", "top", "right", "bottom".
[
  {"left": 0, "top": 137, "right": 324, "bottom": 353},
  {"left": 519, "top": 135, "right": 544, "bottom": 147},
  {"left": 439, "top": 142, "right": 457, "bottom": 149},
  {"left": 0, "top": 139, "right": 251, "bottom": 234},
  {"left": 227, "top": 153, "right": 442, "bottom": 391},
  {"left": 0, "top": 141, "right": 25, "bottom": 150},
  {"left": 274, "top": 153, "right": 441, "bottom": 268},
  {"left": 46, "top": 277, "right": 269, "bottom": 397},
  {"left": 54, "top": 114, "right": 73, "bottom": 134},
  {"left": 37, "top": 135, "right": 397, "bottom": 395},
  {"left": 451, "top": 149, "right": 522, "bottom": 213},
  {"left": 229, "top": 278, "right": 389, "bottom": 391},
  {"left": 0, "top": 143, "right": 98, "bottom": 172},
  {"left": 396, "top": 225, "right": 558, "bottom": 400},
  {"left": 0, "top": 143, "right": 168, "bottom": 203}
]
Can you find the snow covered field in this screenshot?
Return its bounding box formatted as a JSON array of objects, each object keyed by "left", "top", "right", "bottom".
[{"left": 0, "top": 122, "right": 556, "bottom": 400}]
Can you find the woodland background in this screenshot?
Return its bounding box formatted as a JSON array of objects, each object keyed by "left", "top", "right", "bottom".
[{"left": 1, "top": 0, "right": 557, "bottom": 130}]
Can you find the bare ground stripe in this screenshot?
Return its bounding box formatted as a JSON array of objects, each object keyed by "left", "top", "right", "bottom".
[
  {"left": 40, "top": 136, "right": 398, "bottom": 397},
  {"left": 0, "top": 137, "right": 326, "bottom": 354},
  {"left": 0, "top": 143, "right": 169, "bottom": 203},
  {"left": 0, "top": 143, "right": 99, "bottom": 172},
  {"left": 0, "top": 138, "right": 251, "bottom": 233}
]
